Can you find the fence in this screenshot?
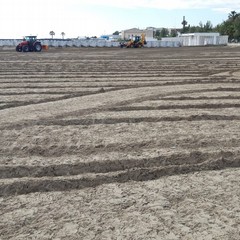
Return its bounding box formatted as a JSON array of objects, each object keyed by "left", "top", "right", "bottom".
[{"left": 0, "top": 39, "right": 181, "bottom": 48}]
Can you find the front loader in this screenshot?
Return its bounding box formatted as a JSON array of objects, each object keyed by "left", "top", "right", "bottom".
[{"left": 120, "top": 33, "right": 147, "bottom": 48}]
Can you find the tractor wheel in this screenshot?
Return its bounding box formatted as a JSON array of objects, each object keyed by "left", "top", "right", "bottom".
[
  {"left": 22, "top": 45, "right": 29, "bottom": 52},
  {"left": 34, "top": 43, "right": 42, "bottom": 52},
  {"left": 16, "top": 45, "right": 22, "bottom": 52}
]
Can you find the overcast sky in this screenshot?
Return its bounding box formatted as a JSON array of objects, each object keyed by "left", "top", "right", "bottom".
[{"left": 0, "top": 0, "right": 239, "bottom": 39}]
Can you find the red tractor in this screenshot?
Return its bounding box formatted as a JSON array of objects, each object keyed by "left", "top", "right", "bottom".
[{"left": 16, "top": 36, "right": 42, "bottom": 52}]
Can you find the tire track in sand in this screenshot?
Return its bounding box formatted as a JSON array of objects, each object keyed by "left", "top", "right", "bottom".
[{"left": 0, "top": 83, "right": 239, "bottom": 128}]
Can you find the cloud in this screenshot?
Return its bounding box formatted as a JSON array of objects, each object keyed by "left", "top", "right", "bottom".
[
  {"left": 1, "top": 0, "right": 240, "bottom": 38},
  {"left": 82, "top": 0, "right": 240, "bottom": 10}
]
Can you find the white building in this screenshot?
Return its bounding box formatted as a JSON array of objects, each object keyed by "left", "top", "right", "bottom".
[
  {"left": 121, "top": 28, "right": 154, "bottom": 41},
  {"left": 162, "top": 32, "right": 228, "bottom": 46}
]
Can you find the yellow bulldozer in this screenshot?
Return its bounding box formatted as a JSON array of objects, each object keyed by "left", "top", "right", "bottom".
[{"left": 120, "top": 34, "right": 147, "bottom": 48}]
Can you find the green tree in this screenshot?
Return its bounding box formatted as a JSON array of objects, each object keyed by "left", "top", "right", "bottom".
[
  {"left": 199, "top": 21, "right": 204, "bottom": 32},
  {"left": 160, "top": 28, "right": 169, "bottom": 38},
  {"left": 204, "top": 21, "right": 213, "bottom": 32},
  {"left": 215, "top": 21, "right": 234, "bottom": 39},
  {"left": 188, "top": 21, "right": 213, "bottom": 33},
  {"left": 228, "top": 11, "right": 239, "bottom": 21},
  {"left": 181, "top": 17, "right": 188, "bottom": 33},
  {"left": 215, "top": 11, "right": 240, "bottom": 41},
  {"left": 233, "top": 16, "right": 240, "bottom": 41},
  {"left": 154, "top": 30, "right": 161, "bottom": 40},
  {"left": 189, "top": 25, "right": 200, "bottom": 33},
  {"left": 170, "top": 29, "right": 178, "bottom": 37},
  {"left": 112, "top": 31, "right": 120, "bottom": 35}
]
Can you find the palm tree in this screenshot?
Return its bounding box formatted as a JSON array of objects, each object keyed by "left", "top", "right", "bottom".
[
  {"left": 49, "top": 31, "right": 55, "bottom": 39},
  {"left": 61, "top": 32, "right": 65, "bottom": 39},
  {"left": 228, "top": 11, "right": 238, "bottom": 21},
  {"left": 181, "top": 16, "right": 188, "bottom": 33}
]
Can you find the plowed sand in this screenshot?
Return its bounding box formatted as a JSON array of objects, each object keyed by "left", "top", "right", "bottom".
[{"left": 0, "top": 46, "right": 240, "bottom": 239}]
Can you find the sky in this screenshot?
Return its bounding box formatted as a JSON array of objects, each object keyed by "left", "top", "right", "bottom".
[{"left": 0, "top": 0, "right": 240, "bottom": 39}]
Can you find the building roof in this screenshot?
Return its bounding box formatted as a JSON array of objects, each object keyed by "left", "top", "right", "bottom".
[
  {"left": 122, "top": 28, "right": 144, "bottom": 33},
  {"left": 181, "top": 32, "right": 220, "bottom": 37}
]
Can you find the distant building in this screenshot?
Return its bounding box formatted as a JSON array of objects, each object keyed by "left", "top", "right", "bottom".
[
  {"left": 121, "top": 28, "right": 154, "bottom": 41},
  {"left": 162, "top": 32, "right": 228, "bottom": 46},
  {"left": 180, "top": 32, "right": 225, "bottom": 46},
  {"left": 100, "top": 35, "right": 119, "bottom": 41}
]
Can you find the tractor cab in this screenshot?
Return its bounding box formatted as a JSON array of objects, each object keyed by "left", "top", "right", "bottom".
[
  {"left": 23, "top": 36, "right": 37, "bottom": 42},
  {"left": 133, "top": 36, "right": 141, "bottom": 43}
]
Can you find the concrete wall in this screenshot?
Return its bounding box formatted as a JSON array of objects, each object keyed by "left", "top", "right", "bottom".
[
  {"left": 0, "top": 33, "right": 228, "bottom": 48},
  {"left": 0, "top": 39, "right": 19, "bottom": 47},
  {"left": 0, "top": 39, "right": 181, "bottom": 48},
  {"left": 146, "top": 41, "right": 181, "bottom": 48}
]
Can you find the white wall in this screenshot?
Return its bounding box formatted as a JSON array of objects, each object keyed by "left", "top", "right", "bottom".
[
  {"left": 0, "top": 33, "right": 229, "bottom": 48},
  {"left": 162, "top": 33, "right": 228, "bottom": 46},
  {"left": 0, "top": 39, "right": 19, "bottom": 47},
  {"left": 0, "top": 39, "right": 181, "bottom": 48}
]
